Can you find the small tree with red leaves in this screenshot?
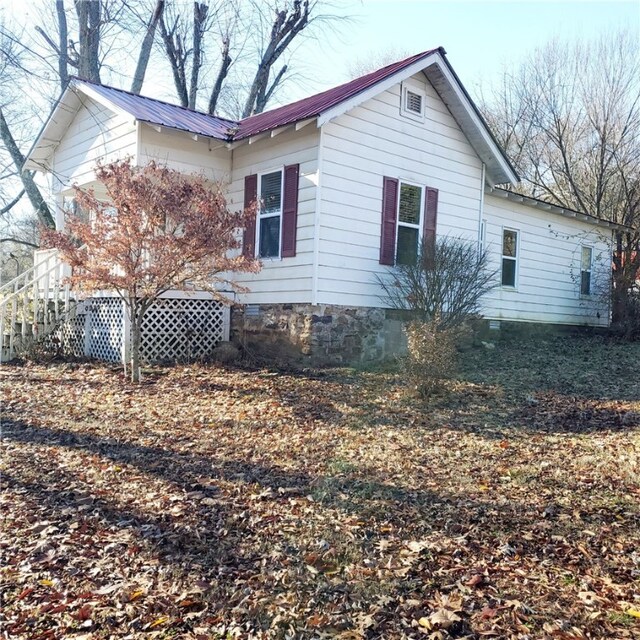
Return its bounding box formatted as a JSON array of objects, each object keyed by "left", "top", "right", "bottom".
[{"left": 43, "top": 159, "right": 259, "bottom": 382}]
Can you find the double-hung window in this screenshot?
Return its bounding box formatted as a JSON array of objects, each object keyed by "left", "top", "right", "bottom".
[
  {"left": 580, "top": 246, "right": 593, "bottom": 295},
  {"left": 242, "top": 164, "right": 299, "bottom": 260},
  {"left": 379, "top": 177, "right": 438, "bottom": 267},
  {"left": 501, "top": 228, "right": 518, "bottom": 287},
  {"left": 258, "top": 170, "right": 283, "bottom": 258},
  {"left": 396, "top": 182, "right": 424, "bottom": 265}
]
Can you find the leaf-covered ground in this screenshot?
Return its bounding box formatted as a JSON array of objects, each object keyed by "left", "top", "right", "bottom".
[{"left": 1, "top": 333, "right": 639, "bottom": 639}]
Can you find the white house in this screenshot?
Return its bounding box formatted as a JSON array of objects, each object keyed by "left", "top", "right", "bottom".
[{"left": 24, "top": 47, "right": 620, "bottom": 363}]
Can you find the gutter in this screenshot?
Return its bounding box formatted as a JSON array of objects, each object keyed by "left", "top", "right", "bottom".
[{"left": 484, "top": 186, "right": 631, "bottom": 232}]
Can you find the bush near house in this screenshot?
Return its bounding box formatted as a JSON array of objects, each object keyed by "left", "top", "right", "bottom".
[{"left": 378, "top": 236, "right": 497, "bottom": 396}]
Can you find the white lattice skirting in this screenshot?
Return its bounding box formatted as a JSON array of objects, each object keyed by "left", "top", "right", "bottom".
[{"left": 52, "top": 292, "right": 230, "bottom": 364}]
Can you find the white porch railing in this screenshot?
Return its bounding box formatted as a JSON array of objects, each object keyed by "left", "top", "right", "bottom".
[{"left": 0, "top": 249, "right": 78, "bottom": 362}]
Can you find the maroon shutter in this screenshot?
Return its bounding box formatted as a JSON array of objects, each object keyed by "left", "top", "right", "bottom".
[
  {"left": 423, "top": 186, "right": 438, "bottom": 267},
  {"left": 380, "top": 177, "right": 399, "bottom": 265},
  {"left": 281, "top": 164, "right": 299, "bottom": 258},
  {"left": 242, "top": 174, "right": 258, "bottom": 258}
]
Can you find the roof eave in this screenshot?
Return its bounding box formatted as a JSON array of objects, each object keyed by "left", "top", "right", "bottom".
[
  {"left": 425, "top": 56, "right": 519, "bottom": 186},
  {"left": 23, "top": 83, "right": 83, "bottom": 173},
  {"left": 485, "top": 186, "right": 628, "bottom": 231}
]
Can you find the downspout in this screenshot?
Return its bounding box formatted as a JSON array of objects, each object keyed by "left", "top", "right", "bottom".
[
  {"left": 478, "top": 162, "right": 485, "bottom": 246},
  {"left": 311, "top": 125, "right": 324, "bottom": 306}
]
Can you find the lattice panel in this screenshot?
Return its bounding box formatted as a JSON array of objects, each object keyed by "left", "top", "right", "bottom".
[
  {"left": 140, "top": 297, "right": 226, "bottom": 364},
  {"left": 47, "top": 312, "right": 86, "bottom": 358},
  {"left": 87, "top": 298, "right": 124, "bottom": 362}
]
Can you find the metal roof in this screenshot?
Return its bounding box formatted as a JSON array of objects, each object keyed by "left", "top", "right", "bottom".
[
  {"left": 75, "top": 80, "right": 235, "bottom": 140},
  {"left": 73, "top": 49, "right": 443, "bottom": 142},
  {"left": 233, "top": 48, "right": 442, "bottom": 139},
  {"left": 25, "top": 47, "right": 518, "bottom": 186}
]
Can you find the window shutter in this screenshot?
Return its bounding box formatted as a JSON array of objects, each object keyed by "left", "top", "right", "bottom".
[
  {"left": 423, "top": 187, "right": 438, "bottom": 267},
  {"left": 281, "top": 164, "right": 299, "bottom": 258},
  {"left": 242, "top": 174, "right": 258, "bottom": 258},
  {"left": 380, "top": 177, "right": 399, "bottom": 265}
]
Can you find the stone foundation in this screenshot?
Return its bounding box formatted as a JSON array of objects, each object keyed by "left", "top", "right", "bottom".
[{"left": 230, "top": 303, "right": 407, "bottom": 365}]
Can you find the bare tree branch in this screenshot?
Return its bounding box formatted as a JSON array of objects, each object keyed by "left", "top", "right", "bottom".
[
  {"left": 130, "top": 0, "right": 165, "bottom": 95},
  {"left": 0, "top": 108, "right": 54, "bottom": 228},
  {"left": 0, "top": 189, "right": 25, "bottom": 216}
]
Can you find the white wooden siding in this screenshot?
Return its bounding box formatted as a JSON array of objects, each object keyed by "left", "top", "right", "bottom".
[
  {"left": 53, "top": 97, "right": 137, "bottom": 192},
  {"left": 229, "top": 126, "right": 319, "bottom": 304},
  {"left": 316, "top": 72, "right": 483, "bottom": 307},
  {"left": 138, "top": 124, "right": 231, "bottom": 180},
  {"left": 482, "top": 194, "right": 611, "bottom": 326}
]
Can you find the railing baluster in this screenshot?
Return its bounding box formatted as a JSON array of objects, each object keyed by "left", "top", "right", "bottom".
[
  {"left": 43, "top": 270, "right": 50, "bottom": 332},
  {"left": 23, "top": 285, "right": 30, "bottom": 341},
  {"left": 9, "top": 293, "right": 17, "bottom": 360},
  {"left": 0, "top": 305, "right": 5, "bottom": 364},
  {"left": 53, "top": 263, "right": 61, "bottom": 322}
]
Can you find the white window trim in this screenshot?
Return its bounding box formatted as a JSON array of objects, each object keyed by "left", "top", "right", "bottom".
[
  {"left": 400, "top": 82, "right": 426, "bottom": 122},
  {"left": 256, "top": 168, "right": 284, "bottom": 261},
  {"left": 580, "top": 245, "right": 594, "bottom": 297},
  {"left": 394, "top": 180, "right": 424, "bottom": 265},
  {"left": 501, "top": 226, "right": 519, "bottom": 290}
]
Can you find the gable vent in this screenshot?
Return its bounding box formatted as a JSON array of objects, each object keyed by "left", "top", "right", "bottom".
[{"left": 405, "top": 90, "right": 423, "bottom": 114}]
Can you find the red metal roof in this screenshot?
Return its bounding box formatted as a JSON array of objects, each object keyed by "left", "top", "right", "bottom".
[
  {"left": 233, "top": 48, "right": 442, "bottom": 139},
  {"left": 73, "top": 48, "right": 442, "bottom": 142},
  {"left": 75, "top": 80, "right": 236, "bottom": 140}
]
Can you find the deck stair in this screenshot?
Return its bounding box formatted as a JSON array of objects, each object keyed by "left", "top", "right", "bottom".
[{"left": 0, "top": 250, "right": 81, "bottom": 362}]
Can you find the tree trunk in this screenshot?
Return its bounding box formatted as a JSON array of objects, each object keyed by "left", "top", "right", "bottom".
[
  {"left": 130, "top": 0, "right": 165, "bottom": 95},
  {"left": 56, "top": 0, "right": 69, "bottom": 91},
  {"left": 242, "top": 1, "right": 309, "bottom": 117},
  {"left": 75, "top": 0, "right": 101, "bottom": 82},
  {"left": 207, "top": 40, "right": 231, "bottom": 115},
  {"left": 0, "top": 108, "right": 54, "bottom": 228},
  {"left": 159, "top": 16, "right": 189, "bottom": 107},
  {"left": 130, "top": 312, "right": 142, "bottom": 383},
  {"left": 188, "top": 2, "right": 208, "bottom": 109}
]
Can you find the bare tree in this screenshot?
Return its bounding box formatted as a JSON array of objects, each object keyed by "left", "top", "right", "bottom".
[
  {"left": 0, "top": 0, "right": 165, "bottom": 230},
  {"left": 480, "top": 30, "right": 640, "bottom": 328},
  {"left": 242, "top": 0, "right": 310, "bottom": 117},
  {"left": 159, "top": 1, "right": 221, "bottom": 110},
  {"left": 130, "top": 0, "right": 165, "bottom": 94},
  {"left": 158, "top": 0, "right": 323, "bottom": 117},
  {"left": 346, "top": 46, "right": 412, "bottom": 80}
]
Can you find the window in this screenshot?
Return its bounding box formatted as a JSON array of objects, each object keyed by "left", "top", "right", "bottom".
[
  {"left": 380, "top": 177, "right": 438, "bottom": 267},
  {"left": 396, "top": 182, "right": 423, "bottom": 265},
  {"left": 401, "top": 83, "right": 426, "bottom": 121},
  {"left": 501, "top": 228, "right": 518, "bottom": 287},
  {"left": 580, "top": 246, "right": 593, "bottom": 295},
  {"left": 258, "top": 170, "right": 283, "bottom": 258}
]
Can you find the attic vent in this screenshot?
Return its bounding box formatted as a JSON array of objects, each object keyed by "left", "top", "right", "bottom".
[
  {"left": 401, "top": 83, "right": 426, "bottom": 121},
  {"left": 405, "top": 90, "right": 423, "bottom": 114}
]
